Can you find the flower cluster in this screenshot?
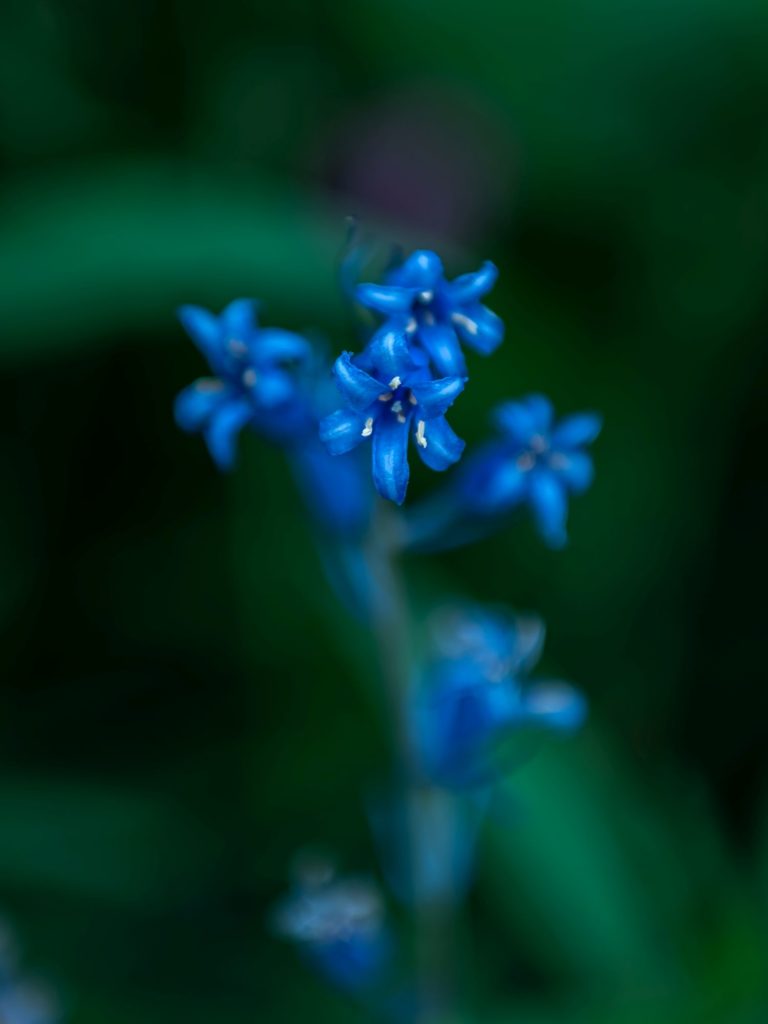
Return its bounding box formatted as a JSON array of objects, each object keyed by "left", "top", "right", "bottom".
[
  {"left": 173, "top": 240, "right": 601, "bottom": 1005},
  {"left": 319, "top": 249, "right": 504, "bottom": 503},
  {"left": 413, "top": 605, "right": 586, "bottom": 787}
]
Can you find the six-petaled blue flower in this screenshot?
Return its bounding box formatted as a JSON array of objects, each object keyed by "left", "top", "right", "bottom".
[
  {"left": 175, "top": 299, "right": 313, "bottom": 469},
  {"left": 356, "top": 249, "right": 504, "bottom": 377},
  {"left": 413, "top": 606, "right": 587, "bottom": 787},
  {"left": 458, "top": 394, "right": 602, "bottom": 547},
  {"left": 319, "top": 332, "right": 466, "bottom": 504}
]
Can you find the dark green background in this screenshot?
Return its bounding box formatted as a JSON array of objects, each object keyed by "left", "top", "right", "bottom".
[{"left": 1, "top": 0, "right": 767, "bottom": 1020}]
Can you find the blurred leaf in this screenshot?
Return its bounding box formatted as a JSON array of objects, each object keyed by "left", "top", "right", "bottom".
[
  {"left": 0, "top": 778, "right": 214, "bottom": 905},
  {"left": 0, "top": 161, "right": 347, "bottom": 359}
]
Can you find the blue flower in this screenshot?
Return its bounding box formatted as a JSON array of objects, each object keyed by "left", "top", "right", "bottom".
[
  {"left": 174, "top": 299, "right": 313, "bottom": 469},
  {"left": 272, "top": 867, "right": 391, "bottom": 995},
  {"left": 413, "top": 606, "right": 587, "bottom": 787},
  {"left": 458, "top": 394, "right": 602, "bottom": 547},
  {"left": 356, "top": 249, "right": 504, "bottom": 376},
  {"left": 0, "top": 919, "right": 59, "bottom": 1024},
  {"left": 319, "top": 334, "right": 466, "bottom": 505}
]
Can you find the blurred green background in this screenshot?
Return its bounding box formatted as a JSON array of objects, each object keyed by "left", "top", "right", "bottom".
[{"left": 1, "top": 0, "right": 767, "bottom": 1020}]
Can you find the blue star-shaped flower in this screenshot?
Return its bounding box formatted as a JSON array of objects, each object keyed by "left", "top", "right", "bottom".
[
  {"left": 459, "top": 394, "right": 602, "bottom": 548},
  {"left": 356, "top": 249, "right": 504, "bottom": 376},
  {"left": 319, "top": 329, "right": 466, "bottom": 505},
  {"left": 174, "top": 299, "right": 312, "bottom": 469},
  {"left": 413, "top": 606, "right": 587, "bottom": 787}
]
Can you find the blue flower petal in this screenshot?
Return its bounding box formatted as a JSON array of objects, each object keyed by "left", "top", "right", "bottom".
[
  {"left": 522, "top": 682, "right": 587, "bottom": 732},
  {"left": 367, "top": 322, "right": 413, "bottom": 378},
  {"left": 452, "top": 302, "right": 504, "bottom": 355},
  {"left": 254, "top": 328, "right": 311, "bottom": 364},
  {"left": 178, "top": 305, "right": 223, "bottom": 366},
  {"left": 222, "top": 298, "right": 258, "bottom": 341},
  {"left": 529, "top": 469, "right": 568, "bottom": 547},
  {"left": 410, "top": 375, "right": 466, "bottom": 418},
  {"left": 372, "top": 413, "right": 410, "bottom": 504},
  {"left": 447, "top": 261, "right": 498, "bottom": 305},
  {"left": 416, "top": 322, "right": 467, "bottom": 377},
  {"left": 553, "top": 450, "right": 594, "bottom": 494},
  {"left": 319, "top": 408, "right": 371, "bottom": 456},
  {"left": 393, "top": 249, "right": 444, "bottom": 289},
  {"left": 332, "top": 352, "right": 387, "bottom": 410},
  {"left": 254, "top": 368, "right": 294, "bottom": 408},
  {"left": 492, "top": 401, "right": 538, "bottom": 445},
  {"left": 550, "top": 412, "right": 603, "bottom": 450},
  {"left": 523, "top": 394, "right": 554, "bottom": 435},
  {"left": 203, "top": 397, "right": 253, "bottom": 470},
  {"left": 415, "top": 415, "right": 465, "bottom": 471},
  {"left": 174, "top": 378, "right": 229, "bottom": 432},
  {"left": 355, "top": 283, "right": 419, "bottom": 315}
]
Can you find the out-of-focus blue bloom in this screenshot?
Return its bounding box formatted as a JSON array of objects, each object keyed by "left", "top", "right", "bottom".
[
  {"left": 457, "top": 394, "right": 602, "bottom": 548},
  {"left": 356, "top": 249, "right": 504, "bottom": 377},
  {"left": 0, "top": 920, "right": 59, "bottom": 1024},
  {"left": 272, "top": 864, "right": 391, "bottom": 994},
  {"left": 413, "top": 606, "right": 587, "bottom": 787},
  {"left": 319, "top": 335, "right": 466, "bottom": 504},
  {"left": 175, "top": 299, "right": 313, "bottom": 469}
]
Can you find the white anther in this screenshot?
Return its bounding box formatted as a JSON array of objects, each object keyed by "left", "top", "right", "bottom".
[
  {"left": 516, "top": 452, "right": 535, "bottom": 471},
  {"left": 228, "top": 338, "right": 249, "bottom": 356},
  {"left": 378, "top": 392, "right": 393, "bottom": 401},
  {"left": 361, "top": 417, "right": 374, "bottom": 437},
  {"left": 531, "top": 433, "right": 547, "bottom": 454},
  {"left": 405, "top": 318, "right": 418, "bottom": 334},
  {"left": 391, "top": 400, "right": 403, "bottom": 414},
  {"left": 423, "top": 311, "right": 436, "bottom": 327},
  {"left": 397, "top": 413, "right": 407, "bottom": 424},
  {"left": 451, "top": 312, "right": 478, "bottom": 336},
  {"left": 242, "top": 368, "right": 257, "bottom": 388},
  {"left": 415, "top": 420, "right": 427, "bottom": 448},
  {"left": 418, "top": 290, "right": 434, "bottom": 303},
  {"left": 408, "top": 393, "right": 418, "bottom": 405},
  {"left": 388, "top": 376, "right": 402, "bottom": 390}
]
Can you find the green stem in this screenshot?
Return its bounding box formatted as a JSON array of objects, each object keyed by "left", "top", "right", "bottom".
[{"left": 367, "top": 501, "right": 458, "bottom": 1023}]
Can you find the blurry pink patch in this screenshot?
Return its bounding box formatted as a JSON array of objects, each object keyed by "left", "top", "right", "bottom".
[{"left": 322, "top": 84, "right": 517, "bottom": 241}]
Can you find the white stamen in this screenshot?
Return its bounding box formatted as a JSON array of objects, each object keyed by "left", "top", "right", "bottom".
[
  {"left": 361, "top": 417, "right": 374, "bottom": 437},
  {"left": 451, "top": 312, "right": 478, "bottom": 336},
  {"left": 531, "top": 433, "right": 547, "bottom": 454},
  {"left": 418, "top": 290, "right": 434, "bottom": 303},
  {"left": 378, "top": 392, "right": 393, "bottom": 401},
  {"left": 242, "top": 368, "right": 257, "bottom": 388},
  {"left": 408, "top": 393, "right": 418, "bottom": 405},
  {"left": 391, "top": 400, "right": 403, "bottom": 414},
  {"left": 405, "top": 318, "right": 418, "bottom": 334},
  {"left": 517, "top": 452, "right": 535, "bottom": 471},
  {"left": 415, "top": 420, "right": 427, "bottom": 448},
  {"left": 388, "top": 376, "right": 401, "bottom": 390},
  {"left": 228, "top": 338, "right": 249, "bottom": 356},
  {"left": 397, "top": 413, "right": 407, "bottom": 424},
  {"left": 423, "top": 311, "right": 435, "bottom": 326}
]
